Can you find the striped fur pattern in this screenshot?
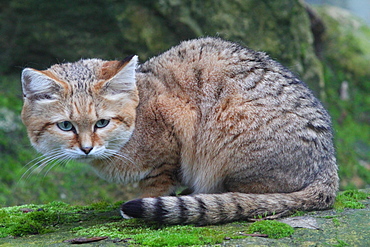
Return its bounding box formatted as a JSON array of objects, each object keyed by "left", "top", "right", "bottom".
[{"left": 21, "top": 38, "right": 338, "bottom": 225}]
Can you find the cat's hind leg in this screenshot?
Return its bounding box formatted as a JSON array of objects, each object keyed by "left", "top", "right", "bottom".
[{"left": 138, "top": 163, "right": 180, "bottom": 198}]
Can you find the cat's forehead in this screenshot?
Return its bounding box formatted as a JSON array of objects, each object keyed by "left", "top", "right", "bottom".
[
  {"left": 49, "top": 59, "right": 105, "bottom": 85},
  {"left": 70, "top": 97, "right": 98, "bottom": 124},
  {"left": 63, "top": 94, "right": 107, "bottom": 127}
]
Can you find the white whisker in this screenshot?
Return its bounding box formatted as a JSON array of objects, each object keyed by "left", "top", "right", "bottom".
[
  {"left": 19, "top": 149, "right": 70, "bottom": 182},
  {"left": 43, "top": 154, "right": 73, "bottom": 177},
  {"left": 104, "top": 148, "right": 137, "bottom": 168},
  {"left": 19, "top": 141, "right": 136, "bottom": 184}
]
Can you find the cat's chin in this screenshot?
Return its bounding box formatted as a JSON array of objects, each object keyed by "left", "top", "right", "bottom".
[{"left": 75, "top": 155, "right": 96, "bottom": 163}]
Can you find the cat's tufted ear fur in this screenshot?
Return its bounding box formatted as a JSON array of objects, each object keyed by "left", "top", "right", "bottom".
[
  {"left": 21, "top": 68, "right": 64, "bottom": 102},
  {"left": 98, "top": 55, "right": 138, "bottom": 100}
]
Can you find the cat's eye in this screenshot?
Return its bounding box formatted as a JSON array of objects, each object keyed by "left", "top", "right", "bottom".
[
  {"left": 57, "top": 121, "right": 74, "bottom": 131},
  {"left": 95, "top": 119, "right": 110, "bottom": 128}
]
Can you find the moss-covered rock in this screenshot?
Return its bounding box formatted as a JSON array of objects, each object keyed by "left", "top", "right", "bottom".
[
  {"left": 0, "top": 190, "right": 369, "bottom": 246},
  {"left": 1, "top": 0, "right": 323, "bottom": 92},
  {"left": 317, "top": 6, "right": 370, "bottom": 85},
  {"left": 111, "top": 0, "right": 324, "bottom": 92},
  {"left": 0, "top": 201, "right": 245, "bottom": 246},
  {"left": 247, "top": 220, "right": 294, "bottom": 239}
]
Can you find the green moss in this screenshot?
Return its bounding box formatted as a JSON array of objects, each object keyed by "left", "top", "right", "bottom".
[
  {"left": 7, "top": 218, "right": 52, "bottom": 237},
  {"left": 1, "top": 203, "right": 68, "bottom": 237},
  {"left": 247, "top": 220, "right": 294, "bottom": 239},
  {"left": 134, "top": 226, "right": 221, "bottom": 246},
  {"left": 76, "top": 219, "right": 237, "bottom": 246},
  {"left": 0, "top": 201, "right": 121, "bottom": 238},
  {"left": 334, "top": 190, "right": 369, "bottom": 210},
  {"left": 0, "top": 201, "right": 249, "bottom": 246},
  {"left": 332, "top": 218, "right": 341, "bottom": 227},
  {"left": 333, "top": 239, "right": 350, "bottom": 247},
  {"left": 322, "top": 215, "right": 339, "bottom": 219},
  {"left": 291, "top": 211, "right": 307, "bottom": 217}
]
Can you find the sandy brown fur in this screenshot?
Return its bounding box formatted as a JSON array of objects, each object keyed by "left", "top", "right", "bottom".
[{"left": 21, "top": 37, "right": 338, "bottom": 225}]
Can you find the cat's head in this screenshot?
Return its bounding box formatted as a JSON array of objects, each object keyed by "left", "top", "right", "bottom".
[{"left": 21, "top": 55, "right": 139, "bottom": 162}]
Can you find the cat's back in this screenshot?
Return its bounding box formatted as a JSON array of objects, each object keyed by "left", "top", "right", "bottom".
[
  {"left": 137, "top": 37, "right": 327, "bottom": 122},
  {"left": 136, "top": 37, "right": 334, "bottom": 162},
  {"left": 138, "top": 37, "right": 269, "bottom": 96}
]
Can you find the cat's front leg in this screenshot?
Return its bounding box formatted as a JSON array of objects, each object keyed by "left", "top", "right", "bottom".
[{"left": 138, "top": 163, "right": 180, "bottom": 197}]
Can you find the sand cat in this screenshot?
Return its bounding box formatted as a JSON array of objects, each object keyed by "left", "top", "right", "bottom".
[{"left": 21, "top": 37, "right": 338, "bottom": 225}]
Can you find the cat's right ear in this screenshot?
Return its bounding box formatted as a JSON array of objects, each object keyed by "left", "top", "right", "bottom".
[
  {"left": 97, "top": 55, "right": 138, "bottom": 100},
  {"left": 21, "top": 68, "right": 62, "bottom": 102}
]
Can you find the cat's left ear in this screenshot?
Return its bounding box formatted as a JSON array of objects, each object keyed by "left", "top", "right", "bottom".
[
  {"left": 99, "top": 55, "right": 138, "bottom": 99},
  {"left": 21, "top": 68, "right": 63, "bottom": 102}
]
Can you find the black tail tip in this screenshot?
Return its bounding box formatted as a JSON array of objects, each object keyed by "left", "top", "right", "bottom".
[{"left": 120, "top": 199, "right": 144, "bottom": 219}]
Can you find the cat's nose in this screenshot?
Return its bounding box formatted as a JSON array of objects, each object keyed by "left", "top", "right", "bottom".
[{"left": 81, "top": 146, "right": 93, "bottom": 155}]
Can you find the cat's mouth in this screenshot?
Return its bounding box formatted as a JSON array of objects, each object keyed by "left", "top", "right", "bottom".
[
  {"left": 64, "top": 146, "right": 108, "bottom": 161},
  {"left": 76, "top": 155, "right": 96, "bottom": 163},
  {"left": 80, "top": 155, "right": 93, "bottom": 159}
]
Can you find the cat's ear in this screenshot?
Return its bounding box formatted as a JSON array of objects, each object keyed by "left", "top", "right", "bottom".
[
  {"left": 21, "top": 68, "right": 63, "bottom": 102},
  {"left": 98, "top": 55, "right": 138, "bottom": 99}
]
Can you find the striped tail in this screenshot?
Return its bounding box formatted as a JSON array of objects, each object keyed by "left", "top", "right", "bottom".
[{"left": 120, "top": 185, "right": 336, "bottom": 225}]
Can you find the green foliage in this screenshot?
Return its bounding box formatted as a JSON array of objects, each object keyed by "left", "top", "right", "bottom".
[
  {"left": 316, "top": 6, "right": 370, "bottom": 188},
  {"left": 334, "top": 190, "right": 369, "bottom": 210},
  {"left": 247, "top": 220, "right": 294, "bottom": 239},
  {"left": 0, "top": 75, "right": 37, "bottom": 206}
]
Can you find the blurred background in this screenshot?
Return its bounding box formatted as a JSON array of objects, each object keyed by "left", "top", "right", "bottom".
[{"left": 0, "top": 0, "right": 369, "bottom": 206}]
